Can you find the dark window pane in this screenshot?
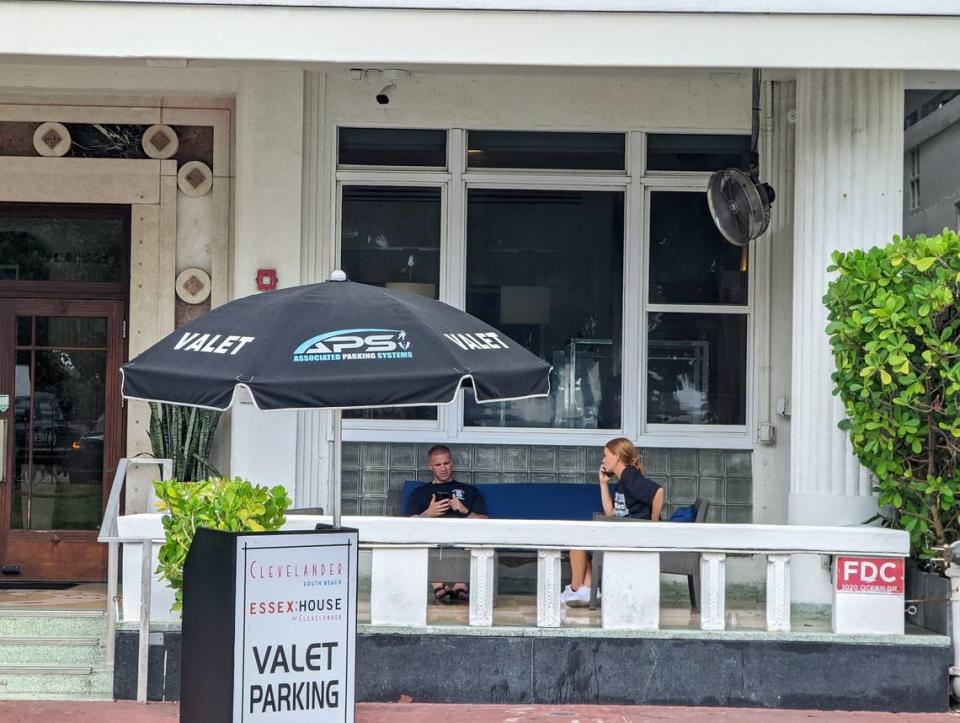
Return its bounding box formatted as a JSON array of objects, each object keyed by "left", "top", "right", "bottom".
[
  {"left": 464, "top": 189, "right": 624, "bottom": 429},
  {"left": 338, "top": 127, "right": 446, "bottom": 167},
  {"left": 340, "top": 186, "right": 441, "bottom": 421},
  {"left": 36, "top": 317, "right": 107, "bottom": 348},
  {"left": 646, "top": 313, "right": 747, "bottom": 425},
  {"left": 12, "top": 347, "right": 106, "bottom": 530},
  {"left": 646, "top": 134, "right": 752, "bottom": 172},
  {"left": 16, "top": 316, "right": 31, "bottom": 346},
  {"left": 649, "top": 191, "right": 748, "bottom": 305},
  {"left": 467, "top": 131, "right": 625, "bottom": 170},
  {"left": 0, "top": 204, "right": 128, "bottom": 283}
]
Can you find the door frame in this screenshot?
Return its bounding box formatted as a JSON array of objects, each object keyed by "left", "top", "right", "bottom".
[{"left": 0, "top": 296, "right": 126, "bottom": 580}]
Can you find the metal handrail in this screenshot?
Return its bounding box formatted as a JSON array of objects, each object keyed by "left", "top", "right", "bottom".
[{"left": 98, "top": 457, "right": 172, "bottom": 703}]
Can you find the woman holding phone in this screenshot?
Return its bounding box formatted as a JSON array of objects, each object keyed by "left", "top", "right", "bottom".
[{"left": 560, "top": 437, "right": 664, "bottom": 608}]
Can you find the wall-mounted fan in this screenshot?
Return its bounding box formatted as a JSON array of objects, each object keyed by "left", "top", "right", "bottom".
[{"left": 707, "top": 69, "right": 776, "bottom": 247}]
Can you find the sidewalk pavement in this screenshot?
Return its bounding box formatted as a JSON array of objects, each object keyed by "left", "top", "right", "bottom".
[{"left": 0, "top": 701, "right": 957, "bottom": 722}]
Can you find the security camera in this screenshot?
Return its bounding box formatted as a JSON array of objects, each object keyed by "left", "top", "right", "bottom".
[{"left": 376, "top": 83, "right": 395, "bottom": 105}]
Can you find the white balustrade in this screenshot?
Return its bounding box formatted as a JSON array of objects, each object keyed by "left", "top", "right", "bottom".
[
  {"left": 700, "top": 552, "right": 726, "bottom": 631},
  {"left": 369, "top": 545, "right": 428, "bottom": 626},
  {"left": 112, "top": 512, "right": 909, "bottom": 637},
  {"left": 469, "top": 548, "right": 496, "bottom": 626},
  {"left": 766, "top": 554, "right": 792, "bottom": 632},
  {"left": 600, "top": 551, "right": 660, "bottom": 630},
  {"left": 537, "top": 549, "right": 562, "bottom": 628}
]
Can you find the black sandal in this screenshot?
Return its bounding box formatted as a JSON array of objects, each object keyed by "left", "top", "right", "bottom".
[
  {"left": 449, "top": 587, "right": 469, "bottom": 603},
  {"left": 433, "top": 584, "right": 453, "bottom": 603}
]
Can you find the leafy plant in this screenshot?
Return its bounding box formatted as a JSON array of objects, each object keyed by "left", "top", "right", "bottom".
[
  {"left": 148, "top": 402, "right": 222, "bottom": 482},
  {"left": 825, "top": 229, "right": 960, "bottom": 563},
  {"left": 154, "top": 477, "right": 291, "bottom": 611}
]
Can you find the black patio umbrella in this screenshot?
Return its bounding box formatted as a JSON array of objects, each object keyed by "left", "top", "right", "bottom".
[{"left": 121, "top": 271, "right": 552, "bottom": 525}]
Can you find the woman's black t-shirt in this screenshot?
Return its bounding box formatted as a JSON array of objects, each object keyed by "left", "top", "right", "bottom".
[{"left": 613, "top": 467, "right": 662, "bottom": 519}]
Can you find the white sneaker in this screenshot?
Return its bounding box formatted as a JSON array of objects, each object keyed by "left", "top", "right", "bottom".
[{"left": 561, "top": 584, "right": 593, "bottom": 608}]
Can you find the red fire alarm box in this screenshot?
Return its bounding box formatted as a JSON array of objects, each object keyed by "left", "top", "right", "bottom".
[{"left": 256, "top": 268, "right": 278, "bottom": 291}]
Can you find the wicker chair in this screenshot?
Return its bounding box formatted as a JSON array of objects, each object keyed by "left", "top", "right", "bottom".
[{"left": 588, "top": 498, "right": 710, "bottom": 611}]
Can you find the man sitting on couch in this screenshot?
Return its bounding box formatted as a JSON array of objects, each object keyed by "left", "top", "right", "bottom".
[{"left": 404, "top": 444, "right": 488, "bottom": 603}]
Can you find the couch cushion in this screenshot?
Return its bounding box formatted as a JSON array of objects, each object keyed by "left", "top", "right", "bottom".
[{"left": 400, "top": 480, "right": 615, "bottom": 521}]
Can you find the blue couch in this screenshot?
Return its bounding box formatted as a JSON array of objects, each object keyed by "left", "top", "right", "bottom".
[{"left": 397, "top": 480, "right": 616, "bottom": 520}]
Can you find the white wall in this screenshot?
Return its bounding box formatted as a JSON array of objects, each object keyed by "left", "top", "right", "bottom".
[{"left": 228, "top": 69, "right": 305, "bottom": 490}]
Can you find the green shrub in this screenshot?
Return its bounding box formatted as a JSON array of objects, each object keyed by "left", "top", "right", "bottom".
[
  {"left": 154, "top": 477, "right": 291, "bottom": 611},
  {"left": 825, "top": 229, "right": 960, "bottom": 563}
]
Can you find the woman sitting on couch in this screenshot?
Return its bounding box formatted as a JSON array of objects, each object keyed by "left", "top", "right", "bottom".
[{"left": 560, "top": 437, "right": 664, "bottom": 608}]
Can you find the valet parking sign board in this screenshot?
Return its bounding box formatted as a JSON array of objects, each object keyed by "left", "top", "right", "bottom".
[{"left": 234, "top": 530, "right": 358, "bottom": 722}]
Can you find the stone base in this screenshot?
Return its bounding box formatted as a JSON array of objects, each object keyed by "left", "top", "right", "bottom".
[{"left": 114, "top": 628, "right": 951, "bottom": 711}]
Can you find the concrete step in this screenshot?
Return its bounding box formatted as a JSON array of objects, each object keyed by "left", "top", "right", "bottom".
[
  {"left": 0, "top": 610, "right": 105, "bottom": 639},
  {"left": 0, "top": 637, "right": 104, "bottom": 666},
  {"left": 0, "top": 663, "right": 113, "bottom": 698}
]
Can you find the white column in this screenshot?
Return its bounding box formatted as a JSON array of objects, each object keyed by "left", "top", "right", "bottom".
[
  {"left": 295, "top": 71, "right": 332, "bottom": 511},
  {"left": 790, "top": 69, "right": 904, "bottom": 603},
  {"left": 468, "top": 548, "right": 496, "bottom": 627},
  {"left": 369, "top": 547, "right": 429, "bottom": 626},
  {"left": 537, "top": 549, "right": 562, "bottom": 628},
  {"left": 765, "top": 554, "right": 791, "bottom": 632},
  {"left": 600, "top": 551, "right": 659, "bottom": 631},
  {"left": 700, "top": 552, "right": 726, "bottom": 631}
]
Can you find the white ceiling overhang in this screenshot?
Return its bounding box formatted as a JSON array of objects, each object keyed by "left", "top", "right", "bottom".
[{"left": 3, "top": 1, "right": 960, "bottom": 70}]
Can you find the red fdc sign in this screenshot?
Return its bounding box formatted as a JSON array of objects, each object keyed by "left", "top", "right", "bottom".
[{"left": 836, "top": 557, "right": 904, "bottom": 595}]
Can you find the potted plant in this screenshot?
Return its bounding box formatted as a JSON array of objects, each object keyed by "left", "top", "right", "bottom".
[
  {"left": 148, "top": 402, "right": 222, "bottom": 482},
  {"left": 825, "top": 229, "right": 960, "bottom": 634},
  {"left": 153, "top": 477, "right": 291, "bottom": 612}
]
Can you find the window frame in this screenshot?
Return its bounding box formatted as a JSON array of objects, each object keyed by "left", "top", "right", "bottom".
[
  {"left": 334, "top": 125, "right": 757, "bottom": 449},
  {"left": 640, "top": 182, "right": 753, "bottom": 437}
]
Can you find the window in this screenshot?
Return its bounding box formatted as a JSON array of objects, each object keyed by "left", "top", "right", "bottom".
[
  {"left": 335, "top": 127, "right": 753, "bottom": 442},
  {"left": 467, "top": 131, "right": 625, "bottom": 170},
  {"left": 338, "top": 127, "right": 446, "bottom": 167},
  {"left": 463, "top": 189, "right": 624, "bottom": 429},
  {"left": 908, "top": 149, "right": 920, "bottom": 211},
  {"left": 646, "top": 134, "right": 751, "bottom": 173},
  {"left": 0, "top": 203, "right": 129, "bottom": 284},
  {"left": 339, "top": 185, "right": 443, "bottom": 421},
  {"left": 646, "top": 189, "right": 749, "bottom": 427}
]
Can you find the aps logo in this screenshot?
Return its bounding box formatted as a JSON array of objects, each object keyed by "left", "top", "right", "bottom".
[{"left": 293, "top": 328, "right": 412, "bottom": 363}]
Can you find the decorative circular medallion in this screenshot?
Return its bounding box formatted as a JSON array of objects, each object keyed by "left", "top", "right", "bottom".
[
  {"left": 141, "top": 124, "right": 179, "bottom": 159},
  {"left": 177, "top": 160, "right": 213, "bottom": 197},
  {"left": 175, "top": 267, "right": 212, "bottom": 304},
  {"left": 33, "top": 122, "right": 71, "bottom": 157}
]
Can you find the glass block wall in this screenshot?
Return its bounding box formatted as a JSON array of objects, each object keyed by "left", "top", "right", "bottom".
[{"left": 341, "top": 443, "right": 752, "bottom": 522}]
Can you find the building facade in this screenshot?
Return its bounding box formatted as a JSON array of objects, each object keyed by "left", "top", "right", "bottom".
[{"left": 1, "top": 1, "right": 957, "bottom": 603}]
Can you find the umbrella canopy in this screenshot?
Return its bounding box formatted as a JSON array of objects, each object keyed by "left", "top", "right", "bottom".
[{"left": 121, "top": 275, "right": 551, "bottom": 411}]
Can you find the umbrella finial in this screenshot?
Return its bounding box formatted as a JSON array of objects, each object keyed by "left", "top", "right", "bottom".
[{"left": 329, "top": 269, "right": 348, "bottom": 282}]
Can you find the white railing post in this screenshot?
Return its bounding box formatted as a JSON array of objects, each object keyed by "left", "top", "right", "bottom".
[
  {"left": 369, "top": 546, "right": 429, "bottom": 626},
  {"left": 137, "top": 539, "right": 152, "bottom": 703},
  {"left": 537, "top": 549, "right": 562, "bottom": 628},
  {"left": 700, "top": 552, "right": 726, "bottom": 631},
  {"left": 600, "top": 551, "right": 660, "bottom": 630},
  {"left": 105, "top": 541, "right": 119, "bottom": 666},
  {"left": 468, "top": 548, "right": 496, "bottom": 626},
  {"left": 766, "top": 554, "right": 791, "bottom": 632}
]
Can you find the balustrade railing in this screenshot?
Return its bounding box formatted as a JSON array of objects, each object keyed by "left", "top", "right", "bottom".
[{"left": 104, "top": 486, "right": 910, "bottom": 703}]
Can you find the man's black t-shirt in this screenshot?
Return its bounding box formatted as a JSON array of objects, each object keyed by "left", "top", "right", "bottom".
[
  {"left": 405, "top": 481, "right": 488, "bottom": 518},
  {"left": 613, "top": 467, "right": 662, "bottom": 519}
]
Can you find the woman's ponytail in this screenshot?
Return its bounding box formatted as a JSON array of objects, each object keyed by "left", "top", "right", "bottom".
[{"left": 604, "top": 437, "right": 645, "bottom": 474}]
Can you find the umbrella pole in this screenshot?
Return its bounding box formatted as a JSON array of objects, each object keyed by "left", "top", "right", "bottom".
[{"left": 332, "top": 408, "right": 342, "bottom": 529}]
